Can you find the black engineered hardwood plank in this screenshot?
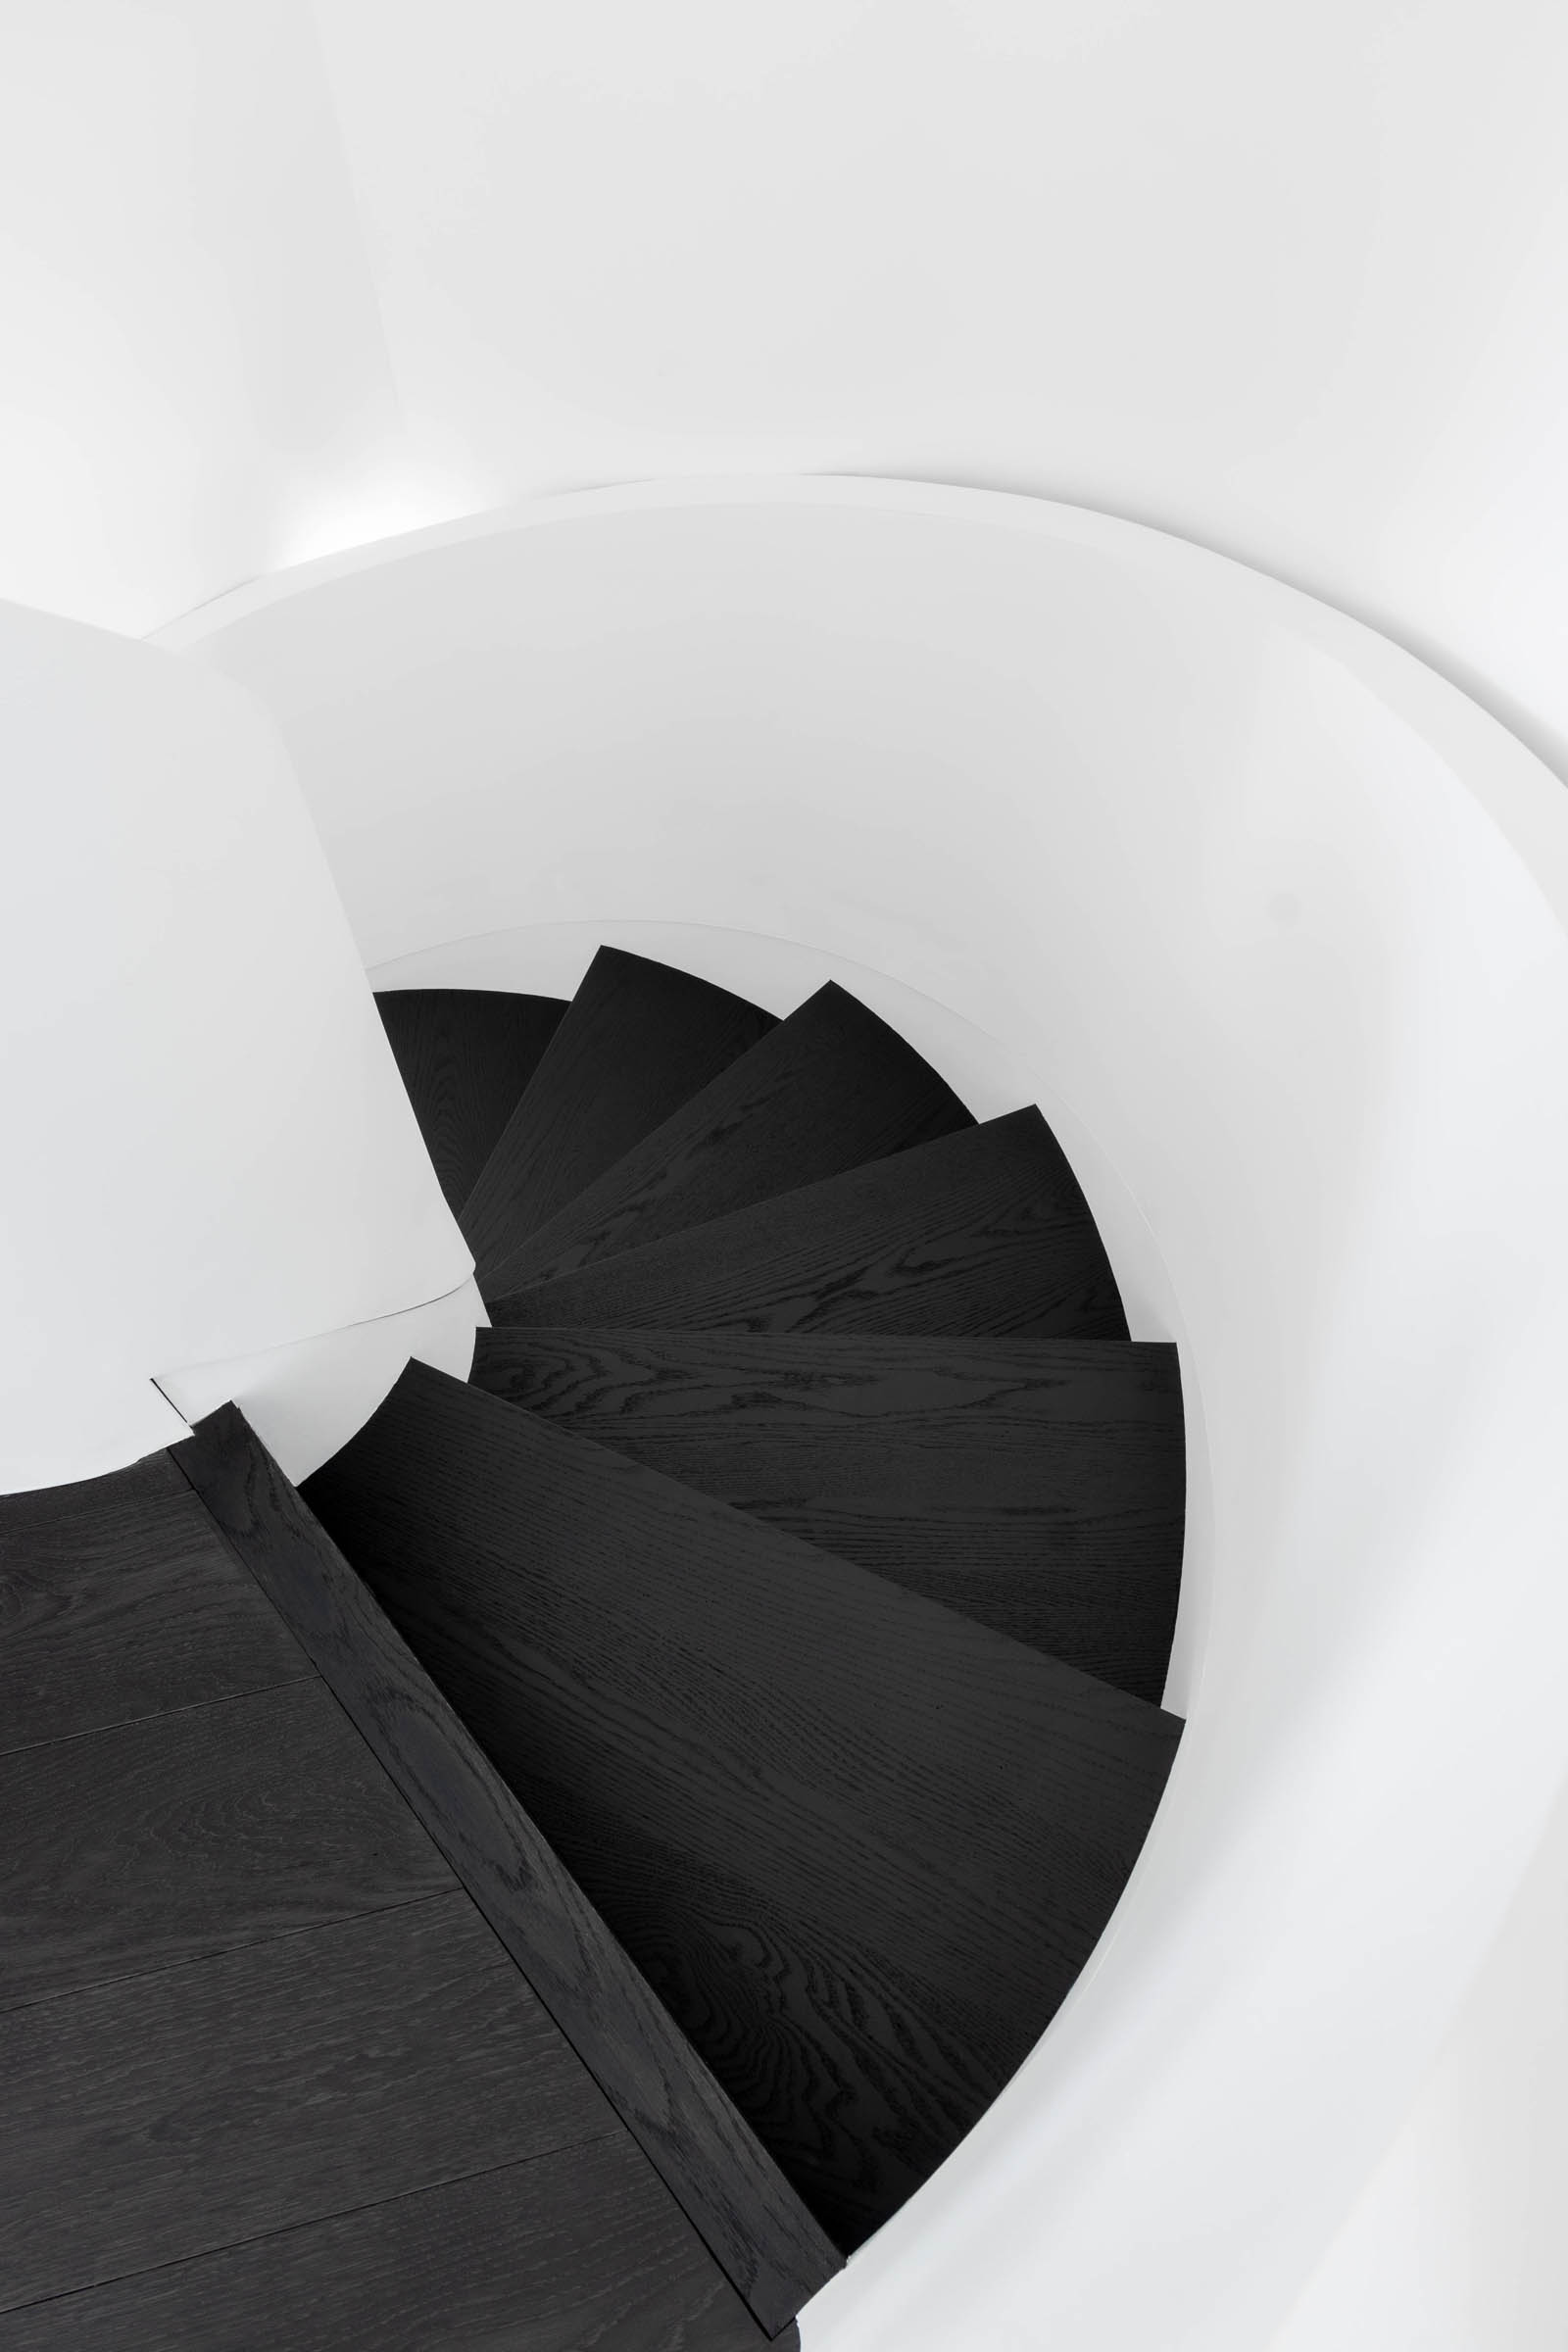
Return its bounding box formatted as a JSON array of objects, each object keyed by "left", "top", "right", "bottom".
[
  {"left": 461, "top": 948, "right": 777, "bottom": 1281},
  {"left": 488, "top": 1106, "right": 1130, "bottom": 1341},
  {"left": 0, "top": 1454, "right": 308, "bottom": 1756},
  {"left": 0, "top": 2138, "right": 787, "bottom": 2352},
  {"left": 480, "top": 982, "right": 975, "bottom": 1300},
  {"left": 0, "top": 1676, "right": 454, "bottom": 2012},
  {"left": 0, "top": 1893, "right": 609, "bottom": 2315},
  {"left": 175, "top": 1405, "right": 838, "bottom": 2336},
  {"left": 470, "top": 1328, "right": 1185, "bottom": 1701},
  {"left": 305, "top": 1364, "right": 1181, "bottom": 2247},
  {"left": 375, "top": 986, "right": 567, "bottom": 1213}
]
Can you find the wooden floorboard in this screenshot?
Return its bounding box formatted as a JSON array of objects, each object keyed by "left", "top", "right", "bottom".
[
  {"left": 305, "top": 1364, "right": 1180, "bottom": 2247},
  {"left": 470, "top": 1328, "right": 1185, "bottom": 1700},
  {"left": 461, "top": 947, "right": 777, "bottom": 1281},
  {"left": 179, "top": 1404, "right": 840, "bottom": 2337},
  {"left": 0, "top": 1677, "right": 455, "bottom": 2012},
  {"left": 481, "top": 981, "right": 974, "bottom": 1299},
  {"left": 0, "top": 1455, "right": 308, "bottom": 1755},
  {"left": 488, "top": 1107, "right": 1130, "bottom": 1341},
  {"left": 375, "top": 987, "right": 566, "bottom": 1213},
  {"left": 0, "top": 2137, "right": 788, "bottom": 2352},
  {"left": 0, "top": 1894, "right": 611, "bottom": 2316}
]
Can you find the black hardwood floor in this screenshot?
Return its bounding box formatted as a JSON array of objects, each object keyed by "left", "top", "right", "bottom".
[
  {"left": 375, "top": 986, "right": 566, "bottom": 1212},
  {"left": 0, "top": 1442, "right": 808, "bottom": 2348},
  {"left": 487, "top": 1106, "right": 1131, "bottom": 1340},
  {"left": 479, "top": 981, "right": 974, "bottom": 1300},
  {"left": 470, "top": 1327, "right": 1185, "bottom": 1700},
  {"left": 461, "top": 947, "right": 777, "bottom": 1282},
  {"left": 304, "top": 1362, "right": 1181, "bottom": 2247}
]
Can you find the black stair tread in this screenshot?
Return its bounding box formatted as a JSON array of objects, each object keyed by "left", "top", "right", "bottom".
[
  {"left": 0, "top": 2138, "right": 788, "bottom": 2352},
  {"left": 488, "top": 1105, "right": 1130, "bottom": 1341},
  {"left": 480, "top": 981, "right": 975, "bottom": 1300},
  {"left": 461, "top": 949, "right": 778, "bottom": 1280},
  {"left": 375, "top": 986, "right": 567, "bottom": 1213},
  {"left": 0, "top": 1677, "right": 455, "bottom": 2014},
  {"left": 0, "top": 1894, "right": 609, "bottom": 2316},
  {"left": 469, "top": 1327, "right": 1184, "bottom": 1701},
  {"left": 304, "top": 1363, "right": 1180, "bottom": 2248},
  {"left": 0, "top": 1454, "right": 310, "bottom": 1757},
  {"left": 175, "top": 1404, "right": 838, "bottom": 2337}
]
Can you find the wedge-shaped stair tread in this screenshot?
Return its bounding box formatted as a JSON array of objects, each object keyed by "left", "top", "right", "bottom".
[
  {"left": 305, "top": 1363, "right": 1180, "bottom": 2247},
  {"left": 481, "top": 981, "right": 975, "bottom": 1298},
  {"left": 489, "top": 1105, "right": 1130, "bottom": 1340},
  {"left": 462, "top": 948, "right": 777, "bottom": 1279},
  {"left": 375, "top": 987, "right": 566, "bottom": 1212},
  {"left": 471, "top": 1327, "right": 1184, "bottom": 1701}
]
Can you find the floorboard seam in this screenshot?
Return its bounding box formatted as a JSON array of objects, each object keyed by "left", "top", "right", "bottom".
[
  {"left": 0, "top": 2132, "right": 627, "bottom": 2321},
  {"left": 0, "top": 1668, "right": 318, "bottom": 1768}
]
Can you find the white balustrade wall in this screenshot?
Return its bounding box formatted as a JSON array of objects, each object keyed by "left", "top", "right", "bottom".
[{"left": 0, "top": 598, "right": 470, "bottom": 1494}]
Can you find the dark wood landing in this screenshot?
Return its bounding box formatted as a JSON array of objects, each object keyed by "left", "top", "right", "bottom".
[
  {"left": 305, "top": 1363, "right": 1181, "bottom": 2249},
  {"left": 0, "top": 1449, "right": 809, "bottom": 2347},
  {"left": 0, "top": 1452, "right": 307, "bottom": 1754},
  {"left": 0, "top": 2136, "right": 790, "bottom": 2352},
  {"left": 461, "top": 947, "right": 777, "bottom": 1281},
  {"left": 176, "top": 1404, "right": 838, "bottom": 2337},
  {"left": 375, "top": 986, "right": 566, "bottom": 1212},
  {"left": 481, "top": 981, "right": 975, "bottom": 1299},
  {"left": 488, "top": 1106, "right": 1131, "bottom": 1342},
  {"left": 470, "top": 1328, "right": 1185, "bottom": 1702}
]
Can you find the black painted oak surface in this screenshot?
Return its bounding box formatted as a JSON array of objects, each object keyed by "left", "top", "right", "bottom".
[
  {"left": 0, "top": 1895, "right": 606, "bottom": 2314},
  {"left": 181, "top": 1404, "right": 838, "bottom": 2336},
  {"left": 489, "top": 1106, "right": 1130, "bottom": 1340},
  {"left": 375, "top": 986, "right": 566, "bottom": 1212},
  {"left": 306, "top": 1363, "right": 1181, "bottom": 2247},
  {"left": 0, "top": 1454, "right": 308, "bottom": 1754},
  {"left": 0, "top": 1677, "right": 454, "bottom": 2012},
  {"left": 481, "top": 982, "right": 974, "bottom": 1299},
  {"left": 0, "top": 2137, "right": 794, "bottom": 2352},
  {"left": 462, "top": 948, "right": 777, "bottom": 1280},
  {"left": 471, "top": 1327, "right": 1185, "bottom": 1701}
]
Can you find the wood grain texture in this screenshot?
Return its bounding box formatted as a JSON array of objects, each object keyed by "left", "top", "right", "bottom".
[
  {"left": 480, "top": 981, "right": 975, "bottom": 1300},
  {"left": 0, "top": 2138, "right": 787, "bottom": 2352},
  {"left": 462, "top": 948, "right": 777, "bottom": 1280},
  {"left": 176, "top": 1404, "right": 838, "bottom": 2336},
  {"left": 488, "top": 1107, "right": 1130, "bottom": 1341},
  {"left": 375, "top": 987, "right": 567, "bottom": 1212},
  {"left": 0, "top": 1677, "right": 454, "bottom": 2012},
  {"left": 0, "top": 1453, "right": 308, "bottom": 1755},
  {"left": 0, "top": 1894, "right": 609, "bottom": 2315},
  {"left": 305, "top": 1364, "right": 1181, "bottom": 2247},
  {"left": 470, "top": 1328, "right": 1185, "bottom": 1701}
]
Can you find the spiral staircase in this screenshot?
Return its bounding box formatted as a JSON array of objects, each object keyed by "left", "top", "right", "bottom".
[{"left": 0, "top": 939, "right": 1184, "bottom": 2346}]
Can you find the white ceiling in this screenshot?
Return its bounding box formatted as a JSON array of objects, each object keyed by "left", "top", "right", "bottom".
[{"left": 5, "top": 0, "right": 1567, "bottom": 778}]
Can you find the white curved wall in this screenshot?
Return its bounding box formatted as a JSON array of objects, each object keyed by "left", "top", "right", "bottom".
[
  {"left": 164, "top": 482, "right": 1568, "bottom": 2352},
  {"left": 0, "top": 598, "right": 469, "bottom": 1493},
  {"left": 7, "top": 3, "right": 1568, "bottom": 791}
]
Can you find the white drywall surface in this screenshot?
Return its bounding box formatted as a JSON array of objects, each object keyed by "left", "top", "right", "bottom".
[
  {"left": 6, "top": 4, "right": 1568, "bottom": 793},
  {"left": 0, "top": 598, "right": 470, "bottom": 1493},
  {"left": 167, "top": 482, "right": 1568, "bottom": 2352}
]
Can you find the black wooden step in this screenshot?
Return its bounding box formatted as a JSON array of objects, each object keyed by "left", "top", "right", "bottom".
[
  {"left": 176, "top": 1405, "right": 836, "bottom": 2336},
  {"left": 479, "top": 982, "right": 975, "bottom": 1301},
  {"left": 470, "top": 1328, "right": 1184, "bottom": 1702},
  {"left": 304, "top": 1363, "right": 1181, "bottom": 2249},
  {"left": 375, "top": 987, "right": 566, "bottom": 1212},
  {"left": 461, "top": 949, "right": 777, "bottom": 1280},
  {"left": 487, "top": 1106, "right": 1130, "bottom": 1341}
]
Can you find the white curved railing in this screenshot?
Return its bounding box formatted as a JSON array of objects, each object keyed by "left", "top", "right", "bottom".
[{"left": 160, "top": 479, "right": 1568, "bottom": 2351}]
